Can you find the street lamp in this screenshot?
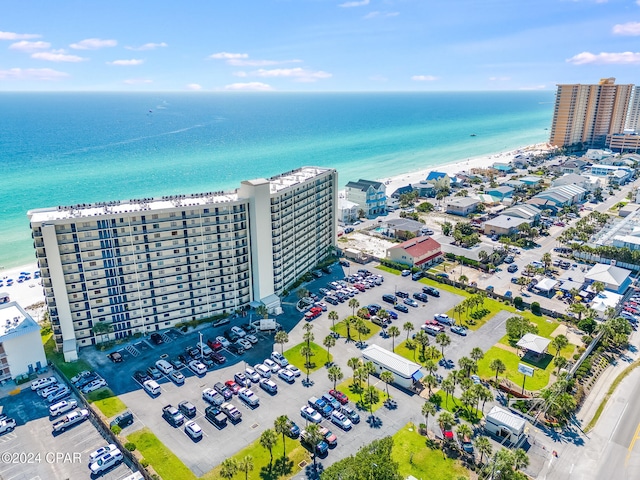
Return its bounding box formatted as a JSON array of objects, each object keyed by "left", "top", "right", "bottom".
[{"left": 199, "top": 331, "right": 203, "bottom": 359}]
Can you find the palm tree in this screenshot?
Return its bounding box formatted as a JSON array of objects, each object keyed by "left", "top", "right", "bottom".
[
  {"left": 260, "top": 428, "right": 278, "bottom": 464},
  {"left": 414, "top": 330, "right": 430, "bottom": 361},
  {"left": 461, "top": 388, "right": 477, "bottom": 415},
  {"left": 458, "top": 356, "right": 475, "bottom": 377},
  {"left": 274, "top": 415, "right": 290, "bottom": 459},
  {"left": 474, "top": 436, "right": 492, "bottom": 464},
  {"left": 347, "top": 356, "right": 362, "bottom": 375},
  {"left": 363, "top": 385, "right": 380, "bottom": 416},
  {"left": 348, "top": 298, "right": 360, "bottom": 317},
  {"left": 255, "top": 304, "right": 268, "bottom": 319},
  {"left": 425, "top": 345, "right": 440, "bottom": 362},
  {"left": 305, "top": 423, "right": 324, "bottom": 470},
  {"left": 355, "top": 318, "right": 367, "bottom": 343},
  {"left": 441, "top": 378, "right": 454, "bottom": 405},
  {"left": 490, "top": 358, "right": 506, "bottom": 382},
  {"left": 470, "top": 347, "right": 484, "bottom": 364},
  {"left": 92, "top": 321, "right": 113, "bottom": 344},
  {"left": 405, "top": 339, "right": 417, "bottom": 361},
  {"left": 554, "top": 356, "right": 568, "bottom": 375},
  {"left": 303, "top": 330, "right": 314, "bottom": 351},
  {"left": 448, "top": 369, "right": 460, "bottom": 388},
  {"left": 353, "top": 366, "right": 366, "bottom": 390},
  {"left": 459, "top": 274, "right": 468, "bottom": 285},
  {"left": 421, "top": 401, "right": 437, "bottom": 438},
  {"left": 219, "top": 458, "right": 238, "bottom": 479},
  {"left": 274, "top": 330, "right": 289, "bottom": 354},
  {"left": 328, "top": 310, "right": 339, "bottom": 331},
  {"left": 357, "top": 307, "right": 371, "bottom": 320},
  {"left": 327, "top": 365, "right": 343, "bottom": 389},
  {"left": 380, "top": 370, "right": 394, "bottom": 399},
  {"left": 378, "top": 309, "right": 390, "bottom": 324},
  {"left": 363, "top": 361, "right": 376, "bottom": 388},
  {"left": 423, "top": 374, "right": 438, "bottom": 395},
  {"left": 551, "top": 334, "right": 568, "bottom": 357},
  {"left": 592, "top": 281, "right": 605, "bottom": 295},
  {"left": 435, "top": 332, "right": 451, "bottom": 358},
  {"left": 456, "top": 423, "right": 473, "bottom": 445},
  {"left": 512, "top": 448, "right": 530, "bottom": 471},
  {"left": 300, "top": 345, "right": 313, "bottom": 383},
  {"left": 454, "top": 304, "right": 465, "bottom": 325},
  {"left": 568, "top": 302, "right": 587, "bottom": 321},
  {"left": 403, "top": 321, "right": 414, "bottom": 340},
  {"left": 237, "top": 455, "right": 254, "bottom": 480},
  {"left": 323, "top": 334, "right": 336, "bottom": 363},
  {"left": 541, "top": 252, "right": 552, "bottom": 271},
  {"left": 438, "top": 411, "right": 456, "bottom": 432},
  {"left": 344, "top": 316, "right": 356, "bottom": 341},
  {"left": 423, "top": 359, "right": 437, "bottom": 375},
  {"left": 387, "top": 325, "right": 400, "bottom": 351}
]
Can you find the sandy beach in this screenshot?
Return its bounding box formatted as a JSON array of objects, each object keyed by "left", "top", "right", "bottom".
[
  {"left": 1, "top": 263, "right": 46, "bottom": 319},
  {"left": 380, "top": 142, "right": 552, "bottom": 196}
]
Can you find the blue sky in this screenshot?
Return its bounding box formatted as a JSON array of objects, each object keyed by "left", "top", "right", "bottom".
[{"left": 2, "top": 0, "right": 640, "bottom": 91}]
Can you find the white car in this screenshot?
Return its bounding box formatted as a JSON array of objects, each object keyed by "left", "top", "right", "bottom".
[
  {"left": 89, "top": 449, "right": 123, "bottom": 474},
  {"left": 278, "top": 369, "right": 295, "bottom": 383},
  {"left": 245, "top": 334, "right": 259, "bottom": 344},
  {"left": 300, "top": 405, "right": 322, "bottom": 423},
  {"left": 245, "top": 367, "right": 261, "bottom": 383},
  {"left": 88, "top": 444, "right": 118, "bottom": 464},
  {"left": 70, "top": 371, "right": 91, "bottom": 385},
  {"left": 434, "top": 313, "right": 453, "bottom": 325},
  {"left": 189, "top": 360, "right": 207, "bottom": 375},
  {"left": 238, "top": 387, "right": 260, "bottom": 407},
  {"left": 259, "top": 378, "right": 278, "bottom": 394},
  {"left": 203, "top": 388, "right": 224, "bottom": 405},
  {"left": 216, "top": 336, "right": 230, "bottom": 348},
  {"left": 49, "top": 399, "right": 78, "bottom": 417},
  {"left": 230, "top": 326, "right": 246, "bottom": 338},
  {"left": 31, "top": 376, "right": 57, "bottom": 391},
  {"left": 270, "top": 351, "right": 289, "bottom": 367},
  {"left": 330, "top": 411, "right": 353, "bottom": 430},
  {"left": 82, "top": 378, "right": 107, "bottom": 394},
  {"left": 185, "top": 420, "right": 203, "bottom": 440},
  {"left": 237, "top": 338, "right": 252, "bottom": 350},
  {"left": 38, "top": 384, "right": 61, "bottom": 398},
  {"left": 254, "top": 364, "right": 271, "bottom": 378},
  {"left": 285, "top": 365, "right": 301, "bottom": 377},
  {"left": 263, "top": 358, "right": 280, "bottom": 373}
]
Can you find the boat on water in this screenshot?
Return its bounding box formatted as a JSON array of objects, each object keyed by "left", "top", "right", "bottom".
[{"left": 470, "top": 133, "right": 477, "bottom": 137}]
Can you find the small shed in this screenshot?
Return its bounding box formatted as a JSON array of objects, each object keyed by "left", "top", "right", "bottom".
[{"left": 484, "top": 406, "right": 526, "bottom": 445}]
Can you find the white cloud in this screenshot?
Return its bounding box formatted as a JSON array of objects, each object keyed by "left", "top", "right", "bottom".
[
  {"left": 253, "top": 67, "right": 332, "bottom": 82},
  {"left": 123, "top": 78, "right": 153, "bottom": 85},
  {"left": 566, "top": 51, "right": 640, "bottom": 65},
  {"left": 70, "top": 38, "right": 117, "bottom": 50},
  {"left": 31, "top": 51, "right": 87, "bottom": 62},
  {"left": 186, "top": 83, "right": 203, "bottom": 91},
  {"left": 125, "top": 42, "right": 168, "bottom": 51},
  {"left": 9, "top": 40, "right": 50, "bottom": 52},
  {"left": 364, "top": 11, "right": 400, "bottom": 19},
  {"left": 107, "top": 59, "right": 144, "bottom": 66},
  {"left": 0, "top": 31, "right": 41, "bottom": 40},
  {"left": 339, "top": 0, "right": 369, "bottom": 7},
  {"left": 612, "top": 22, "right": 640, "bottom": 36},
  {"left": 518, "top": 85, "right": 547, "bottom": 90},
  {"left": 224, "top": 82, "right": 274, "bottom": 91},
  {"left": 411, "top": 75, "right": 438, "bottom": 81},
  {"left": 489, "top": 76, "right": 511, "bottom": 81},
  {"left": 0, "top": 67, "right": 68, "bottom": 80},
  {"left": 209, "top": 52, "right": 248, "bottom": 60},
  {"left": 233, "top": 71, "right": 248, "bottom": 77}
]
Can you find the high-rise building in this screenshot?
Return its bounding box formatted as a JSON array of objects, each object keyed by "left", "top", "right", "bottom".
[
  {"left": 28, "top": 167, "right": 337, "bottom": 360},
  {"left": 626, "top": 86, "right": 640, "bottom": 132},
  {"left": 549, "top": 78, "right": 634, "bottom": 147}
]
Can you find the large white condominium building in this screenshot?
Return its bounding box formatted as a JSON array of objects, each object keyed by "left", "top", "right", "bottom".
[{"left": 29, "top": 167, "right": 337, "bottom": 360}]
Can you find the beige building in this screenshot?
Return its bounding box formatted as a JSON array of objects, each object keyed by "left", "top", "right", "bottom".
[
  {"left": 607, "top": 133, "right": 640, "bottom": 153},
  {"left": 550, "top": 78, "right": 634, "bottom": 148}
]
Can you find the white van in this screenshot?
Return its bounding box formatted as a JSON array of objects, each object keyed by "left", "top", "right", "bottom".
[
  {"left": 155, "top": 359, "right": 174, "bottom": 375},
  {"left": 49, "top": 399, "right": 78, "bottom": 417},
  {"left": 143, "top": 379, "right": 161, "bottom": 396}
]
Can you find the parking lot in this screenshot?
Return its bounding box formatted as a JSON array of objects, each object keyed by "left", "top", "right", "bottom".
[
  {"left": 0, "top": 377, "right": 134, "bottom": 480},
  {"left": 78, "top": 263, "right": 512, "bottom": 475}
]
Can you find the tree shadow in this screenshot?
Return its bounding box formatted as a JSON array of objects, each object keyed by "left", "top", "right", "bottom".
[
  {"left": 304, "top": 462, "right": 324, "bottom": 480},
  {"left": 367, "top": 415, "right": 383, "bottom": 428}
]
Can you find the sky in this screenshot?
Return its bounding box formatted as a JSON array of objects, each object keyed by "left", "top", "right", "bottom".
[{"left": 1, "top": 0, "right": 640, "bottom": 92}]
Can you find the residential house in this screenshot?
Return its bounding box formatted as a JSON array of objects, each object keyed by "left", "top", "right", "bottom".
[
  {"left": 445, "top": 197, "right": 479, "bottom": 216},
  {"left": 338, "top": 198, "right": 359, "bottom": 224},
  {"left": 483, "top": 215, "right": 533, "bottom": 236},
  {"left": 533, "top": 184, "right": 587, "bottom": 207},
  {"left": 391, "top": 185, "right": 414, "bottom": 199},
  {"left": 492, "top": 162, "right": 514, "bottom": 173},
  {"left": 560, "top": 159, "right": 589, "bottom": 174},
  {"left": 502, "top": 204, "right": 542, "bottom": 223},
  {"left": 412, "top": 181, "right": 436, "bottom": 198},
  {"left": 345, "top": 179, "right": 387, "bottom": 218},
  {"left": 552, "top": 173, "right": 601, "bottom": 192},
  {"left": 585, "top": 149, "right": 614, "bottom": 161},
  {"left": 386, "top": 236, "right": 442, "bottom": 269},
  {"left": 426, "top": 171, "right": 448, "bottom": 182},
  {"left": 383, "top": 218, "right": 426, "bottom": 240},
  {"left": 584, "top": 263, "right": 632, "bottom": 294},
  {"left": 486, "top": 186, "right": 514, "bottom": 201},
  {"left": 504, "top": 180, "right": 526, "bottom": 191},
  {"left": 589, "top": 164, "right": 633, "bottom": 185},
  {"left": 519, "top": 176, "right": 544, "bottom": 186}
]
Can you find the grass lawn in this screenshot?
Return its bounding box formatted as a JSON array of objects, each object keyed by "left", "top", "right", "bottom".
[
  {"left": 283, "top": 342, "right": 332, "bottom": 373},
  {"left": 204, "top": 429, "right": 308, "bottom": 480},
  {"left": 335, "top": 378, "right": 386, "bottom": 413},
  {"left": 376, "top": 265, "right": 401, "bottom": 275},
  {"left": 393, "top": 423, "right": 469, "bottom": 480},
  {"left": 395, "top": 339, "right": 441, "bottom": 365},
  {"left": 331, "top": 318, "right": 381, "bottom": 342},
  {"left": 85, "top": 387, "right": 127, "bottom": 418},
  {"left": 476, "top": 346, "right": 552, "bottom": 391},
  {"left": 428, "top": 391, "right": 483, "bottom": 424},
  {"left": 418, "top": 277, "right": 471, "bottom": 299},
  {"left": 127, "top": 428, "right": 195, "bottom": 480},
  {"left": 42, "top": 332, "right": 92, "bottom": 380}
]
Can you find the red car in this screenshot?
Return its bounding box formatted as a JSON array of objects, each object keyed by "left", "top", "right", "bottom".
[
  {"left": 207, "top": 338, "right": 223, "bottom": 351},
  {"left": 425, "top": 319, "right": 439, "bottom": 327},
  {"left": 225, "top": 380, "right": 242, "bottom": 394},
  {"left": 354, "top": 284, "right": 366, "bottom": 292},
  {"left": 329, "top": 389, "right": 349, "bottom": 405}
]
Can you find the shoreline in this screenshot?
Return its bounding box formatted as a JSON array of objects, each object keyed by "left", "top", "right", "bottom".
[{"left": 1, "top": 262, "right": 46, "bottom": 318}]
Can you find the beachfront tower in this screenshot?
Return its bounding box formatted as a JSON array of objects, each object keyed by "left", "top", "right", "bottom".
[
  {"left": 626, "top": 86, "right": 640, "bottom": 133},
  {"left": 550, "top": 78, "right": 634, "bottom": 148},
  {"left": 28, "top": 167, "right": 337, "bottom": 361}
]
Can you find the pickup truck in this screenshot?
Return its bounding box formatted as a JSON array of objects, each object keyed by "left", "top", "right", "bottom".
[
  {"left": 220, "top": 402, "right": 242, "bottom": 423},
  {"left": 52, "top": 409, "right": 89, "bottom": 433},
  {"left": 162, "top": 405, "right": 185, "bottom": 427},
  {"left": 0, "top": 418, "right": 16, "bottom": 435}
]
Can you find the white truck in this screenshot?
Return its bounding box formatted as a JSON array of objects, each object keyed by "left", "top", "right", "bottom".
[
  {"left": 52, "top": 409, "right": 89, "bottom": 433},
  {"left": 0, "top": 418, "right": 16, "bottom": 435},
  {"left": 255, "top": 319, "right": 281, "bottom": 332}
]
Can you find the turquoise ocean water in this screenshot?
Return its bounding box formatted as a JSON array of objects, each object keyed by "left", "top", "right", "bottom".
[{"left": 0, "top": 92, "right": 554, "bottom": 269}]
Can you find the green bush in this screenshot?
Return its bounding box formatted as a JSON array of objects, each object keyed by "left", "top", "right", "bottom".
[
  {"left": 124, "top": 442, "right": 136, "bottom": 452},
  {"left": 140, "top": 459, "right": 149, "bottom": 468},
  {"left": 531, "top": 302, "right": 541, "bottom": 315},
  {"left": 111, "top": 425, "right": 122, "bottom": 435},
  {"left": 514, "top": 297, "right": 523, "bottom": 309}
]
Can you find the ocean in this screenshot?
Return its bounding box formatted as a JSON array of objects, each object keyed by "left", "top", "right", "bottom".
[{"left": 0, "top": 91, "right": 554, "bottom": 269}]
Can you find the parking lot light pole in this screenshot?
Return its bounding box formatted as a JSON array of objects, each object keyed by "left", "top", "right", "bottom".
[{"left": 199, "top": 331, "right": 203, "bottom": 359}]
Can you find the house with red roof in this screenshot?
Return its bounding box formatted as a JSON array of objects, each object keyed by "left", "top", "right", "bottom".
[{"left": 386, "top": 236, "right": 442, "bottom": 269}]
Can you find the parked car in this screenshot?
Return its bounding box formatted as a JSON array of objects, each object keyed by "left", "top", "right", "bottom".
[
  {"left": 300, "top": 406, "right": 322, "bottom": 423},
  {"left": 329, "top": 389, "right": 349, "bottom": 405},
  {"left": 403, "top": 298, "right": 419, "bottom": 307},
  {"left": 395, "top": 304, "right": 409, "bottom": 313},
  {"left": 401, "top": 270, "right": 411, "bottom": 277},
  {"left": 150, "top": 333, "right": 164, "bottom": 345},
  {"left": 413, "top": 292, "right": 429, "bottom": 302},
  {"left": 341, "top": 405, "right": 360, "bottom": 424},
  {"left": 169, "top": 371, "right": 185, "bottom": 385},
  {"left": 278, "top": 369, "right": 295, "bottom": 383},
  {"left": 260, "top": 378, "right": 278, "bottom": 394},
  {"left": 450, "top": 325, "right": 467, "bottom": 336},
  {"left": 422, "top": 286, "right": 440, "bottom": 297},
  {"left": 214, "top": 382, "right": 233, "bottom": 400},
  {"left": 434, "top": 313, "right": 453, "bottom": 325},
  {"left": 178, "top": 401, "right": 197, "bottom": 418},
  {"left": 507, "top": 264, "right": 518, "bottom": 273},
  {"left": 245, "top": 367, "right": 261, "bottom": 383},
  {"left": 330, "top": 411, "right": 353, "bottom": 430},
  {"left": 185, "top": 420, "right": 203, "bottom": 440},
  {"left": 270, "top": 351, "right": 289, "bottom": 367}
]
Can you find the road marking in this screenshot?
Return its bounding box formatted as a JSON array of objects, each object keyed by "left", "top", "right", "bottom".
[
  {"left": 610, "top": 402, "right": 628, "bottom": 441},
  {"left": 625, "top": 421, "right": 640, "bottom": 465},
  {"left": 570, "top": 463, "right": 574, "bottom": 474}
]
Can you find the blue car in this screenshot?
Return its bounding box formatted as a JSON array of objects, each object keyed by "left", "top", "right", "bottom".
[
  {"left": 395, "top": 304, "right": 409, "bottom": 313},
  {"left": 451, "top": 325, "right": 467, "bottom": 336},
  {"left": 387, "top": 310, "right": 398, "bottom": 320}
]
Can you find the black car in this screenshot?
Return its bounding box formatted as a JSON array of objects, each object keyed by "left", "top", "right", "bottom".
[
  {"left": 325, "top": 296, "right": 338, "bottom": 305},
  {"left": 339, "top": 260, "right": 350, "bottom": 267},
  {"left": 211, "top": 352, "right": 227, "bottom": 365},
  {"left": 396, "top": 291, "right": 409, "bottom": 298},
  {"left": 205, "top": 405, "right": 227, "bottom": 428},
  {"left": 240, "top": 323, "right": 257, "bottom": 334},
  {"left": 177, "top": 354, "right": 189, "bottom": 364},
  {"left": 227, "top": 343, "right": 244, "bottom": 355},
  {"left": 133, "top": 371, "right": 151, "bottom": 384},
  {"left": 108, "top": 352, "right": 123, "bottom": 363},
  {"left": 110, "top": 410, "right": 134, "bottom": 428},
  {"left": 224, "top": 329, "right": 240, "bottom": 342},
  {"left": 178, "top": 401, "right": 197, "bottom": 418},
  {"left": 186, "top": 346, "right": 201, "bottom": 360},
  {"left": 322, "top": 266, "right": 332, "bottom": 274},
  {"left": 422, "top": 286, "right": 440, "bottom": 297},
  {"left": 395, "top": 304, "right": 409, "bottom": 313},
  {"left": 150, "top": 333, "right": 164, "bottom": 345},
  {"left": 413, "top": 292, "right": 429, "bottom": 302},
  {"left": 170, "top": 357, "right": 186, "bottom": 369},
  {"left": 367, "top": 304, "right": 382, "bottom": 315},
  {"left": 507, "top": 264, "right": 518, "bottom": 273},
  {"left": 412, "top": 272, "right": 423, "bottom": 281}
]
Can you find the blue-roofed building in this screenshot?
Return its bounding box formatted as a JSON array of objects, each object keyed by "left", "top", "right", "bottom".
[
  {"left": 391, "top": 184, "right": 414, "bottom": 199},
  {"left": 486, "top": 186, "right": 514, "bottom": 201},
  {"left": 426, "top": 171, "right": 448, "bottom": 182},
  {"left": 492, "top": 162, "right": 514, "bottom": 172},
  {"left": 519, "top": 176, "right": 544, "bottom": 186}
]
